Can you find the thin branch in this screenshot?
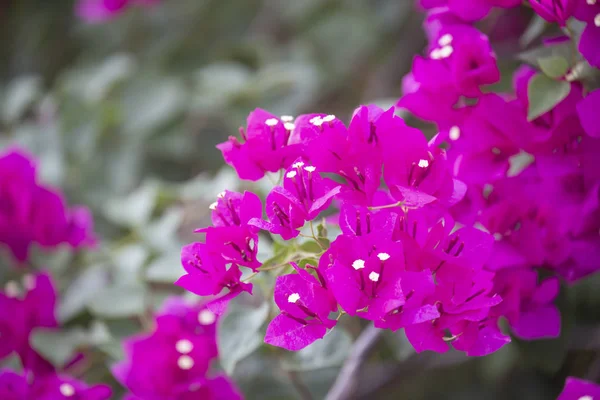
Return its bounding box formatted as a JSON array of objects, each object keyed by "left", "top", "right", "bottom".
[{"left": 325, "top": 324, "right": 383, "bottom": 400}]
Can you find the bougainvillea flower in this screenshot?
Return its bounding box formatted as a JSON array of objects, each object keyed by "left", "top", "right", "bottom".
[
  {"left": 176, "top": 243, "right": 252, "bottom": 297},
  {"left": 218, "top": 109, "right": 303, "bottom": 181},
  {"left": 202, "top": 226, "right": 261, "bottom": 270},
  {"left": 0, "top": 148, "right": 96, "bottom": 263},
  {"left": 76, "top": 0, "right": 160, "bottom": 23},
  {"left": 250, "top": 160, "right": 340, "bottom": 239},
  {"left": 419, "top": 0, "right": 522, "bottom": 21},
  {"left": 338, "top": 203, "right": 397, "bottom": 240},
  {"left": 208, "top": 190, "right": 262, "bottom": 229},
  {"left": 0, "top": 273, "right": 58, "bottom": 376},
  {"left": 265, "top": 263, "right": 338, "bottom": 351},
  {"left": 114, "top": 298, "right": 241, "bottom": 400},
  {"left": 529, "top": 0, "right": 577, "bottom": 25},
  {"left": 0, "top": 369, "right": 112, "bottom": 400},
  {"left": 557, "top": 377, "right": 600, "bottom": 400},
  {"left": 492, "top": 268, "right": 560, "bottom": 339},
  {"left": 577, "top": 89, "right": 600, "bottom": 138},
  {"left": 574, "top": 1, "right": 600, "bottom": 68}
]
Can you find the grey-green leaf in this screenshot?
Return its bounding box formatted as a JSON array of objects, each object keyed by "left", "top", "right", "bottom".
[
  {"left": 527, "top": 73, "right": 570, "bottom": 121},
  {"left": 31, "top": 328, "right": 87, "bottom": 366},
  {"left": 282, "top": 328, "right": 352, "bottom": 371},
  {"left": 87, "top": 283, "right": 147, "bottom": 318},
  {"left": 538, "top": 55, "right": 569, "bottom": 79},
  {"left": 218, "top": 301, "right": 269, "bottom": 375},
  {"left": 58, "top": 264, "right": 110, "bottom": 322}
]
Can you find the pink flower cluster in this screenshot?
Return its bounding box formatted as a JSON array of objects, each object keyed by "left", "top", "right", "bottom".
[
  {"left": 113, "top": 298, "right": 242, "bottom": 400},
  {"left": 0, "top": 148, "right": 96, "bottom": 263},
  {"left": 76, "top": 0, "right": 160, "bottom": 22},
  {"left": 0, "top": 273, "right": 112, "bottom": 399},
  {"left": 178, "top": 101, "right": 559, "bottom": 356}
]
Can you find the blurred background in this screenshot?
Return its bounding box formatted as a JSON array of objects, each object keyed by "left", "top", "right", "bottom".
[{"left": 0, "top": 1, "right": 599, "bottom": 399}]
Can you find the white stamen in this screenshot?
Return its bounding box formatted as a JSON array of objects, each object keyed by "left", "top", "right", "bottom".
[
  {"left": 209, "top": 202, "right": 218, "bottom": 210},
  {"left": 198, "top": 309, "right": 216, "bottom": 325},
  {"left": 176, "top": 339, "right": 194, "bottom": 354},
  {"left": 449, "top": 126, "right": 461, "bottom": 141},
  {"left": 248, "top": 238, "right": 255, "bottom": 250},
  {"left": 438, "top": 34, "right": 453, "bottom": 46},
  {"left": 22, "top": 274, "right": 36, "bottom": 290},
  {"left": 595, "top": 13, "right": 600, "bottom": 27},
  {"left": 284, "top": 122, "right": 296, "bottom": 131},
  {"left": 439, "top": 45, "right": 454, "bottom": 58},
  {"left": 286, "top": 170, "right": 297, "bottom": 178},
  {"left": 4, "top": 281, "right": 19, "bottom": 298},
  {"left": 578, "top": 396, "right": 593, "bottom": 400},
  {"left": 265, "top": 118, "right": 279, "bottom": 127},
  {"left": 418, "top": 159, "right": 429, "bottom": 168},
  {"left": 304, "top": 166, "right": 316, "bottom": 172},
  {"left": 288, "top": 293, "right": 301, "bottom": 303},
  {"left": 292, "top": 161, "right": 305, "bottom": 168},
  {"left": 352, "top": 259, "right": 365, "bottom": 270},
  {"left": 587, "top": 0, "right": 596, "bottom": 4},
  {"left": 368, "top": 271, "right": 380, "bottom": 282},
  {"left": 377, "top": 253, "right": 390, "bottom": 261},
  {"left": 322, "top": 115, "right": 336, "bottom": 122},
  {"left": 59, "top": 383, "right": 75, "bottom": 397},
  {"left": 310, "top": 116, "right": 323, "bottom": 127},
  {"left": 430, "top": 48, "right": 442, "bottom": 60},
  {"left": 177, "top": 355, "right": 194, "bottom": 370},
  {"left": 217, "top": 191, "right": 226, "bottom": 198},
  {"left": 280, "top": 115, "right": 294, "bottom": 122}
]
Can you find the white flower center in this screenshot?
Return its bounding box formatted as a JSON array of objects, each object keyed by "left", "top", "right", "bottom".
[
  {"left": 284, "top": 122, "right": 296, "bottom": 131},
  {"left": 322, "top": 114, "right": 336, "bottom": 122},
  {"left": 198, "top": 309, "right": 216, "bottom": 325},
  {"left": 176, "top": 339, "right": 194, "bottom": 354},
  {"left": 377, "top": 253, "right": 390, "bottom": 261},
  {"left": 595, "top": 13, "right": 600, "bottom": 27},
  {"left": 292, "top": 161, "right": 305, "bottom": 168},
  {"left": 280, "top": 115, "right": 294, "bottom": 122},
  {"left": 309, "top": 116, "right": 323, "bottom": 126},
  {"left": 265, "top": 118, "right": 279, "bottom": 127},
  {"left": 587, "top": 0, "right": 596, "bottom": 4},
  {"left": 449, "top": 126, "right": 461, "bottom": 141},
  {"left": 418, "top": 159, "right": 429, "bottom": 168},
  {"left": 59, "top": 383, "right": 75, "bottom": 397},
  {"left": 22, "top": 274, "right": 36, "bottom": 290},
  {"left": 304, "top": 166, "right": 316, "bottom": 172},
  {"left": 368, "top": 271, "right": 380, "bottom": 282},
  {"left": 209, "top": 202, "right": 218, "bottom": 210},
  {"left": 438, "top": 45, "right": 453, "bottom": 58},
  {"left": 288, "top": 293, "right": 301, "bottom": 303},
  {"left": 438, "top": 34, "right": 453, "bottom": 46},
  {"left": 286, "top": 170, "right": 297, "bottom": 178},
  {"left": 352, "top": 259, "right": 366, "bottom": 270},
  {"left": 217, "top": 191, "right": 226, "bottom": 198},
  {"left": 177, "top": 355, "right": 195, "bottom": 370},
  {"left": 578, "top": 396, "right": 593, "bottom": 400}
]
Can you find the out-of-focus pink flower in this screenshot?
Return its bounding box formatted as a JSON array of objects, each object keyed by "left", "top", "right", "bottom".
[
  {"left": 557, "top": 377, "right": 600, "bottom": 400},
  {"left": 76, "top": 0, "right": 160, "bottom": 23}
]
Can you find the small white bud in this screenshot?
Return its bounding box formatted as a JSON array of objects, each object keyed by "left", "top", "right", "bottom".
[
  {"left": 280, "top": 115, "right": 294, "bottom": 122},
  {"left": 4, "top": 281, "right": 19, "bottom": 298},
  {"left": 352, "top": 259, "right": 365, "bottom": 270},
  {"left": 177, "top": 355, "right": 195, "bottom": 370},
  {"left": 209, "top": 202, "right": 218, "bottom": 210},
  {"left": 217, "top": 191, "right": 226, "bottom": 198},
  {"left": 430, "top": 48, "right": 442, "bottom": 60},
  {"left": 59, "top": 383, "right": 75, "bottom": 397},
  {"left": 176, "top": 339, "right": 194, "bottom": 354},
  {"left": 310, "top": 116, "right": 323, "bottom": 127},
  {"left": 377, "top": 253, "right": 390, "bottom": 261},
  {"left": 595, "top": 13, "right": 600, "bottom": 27},
  {"left": 292, "top": 161, "right": 305, "bottom": 168},
  {"left": 286, "top": 170, "right": 297, "bottom": 178},
  {"left": 587, "top": 0, "right": 596, "bottom": 4},
  {"left": 438, "top": 45, "right": 454, "bottom": 58},
  {"left": 304, "top": 166, "right": 316, "bottom": 172},
  {"left": 288, "top": 293, "right": 300, "bottom": 303},
  {"left": 438, "top": 34, "right": 453, "bottom": 46},
  {"left": 322, "top": 114, "right": 336, "bottom": 122},
  {"left": 265, "top": 118, "right": 279, "bottom": 127},
  {"left": 449, "top": 126, "right": 460, "bottom": 141},
  {"left": 368, "top": 271, "right": 380, "bottom": 282},
  {"left": 198, "top": 309, "right": 216, "bottom": 325},
  {"left": 418, "top": 159, "right": 429, "bottom": 168},
  {"left": 22, "top": 274, "right": 36, "bottom": 290},
  {"left": 284, "top": 122, "right": 296, "bottom": 131},
  {"left": 578, "top": 396, "right": 593, "bottom": 400}
]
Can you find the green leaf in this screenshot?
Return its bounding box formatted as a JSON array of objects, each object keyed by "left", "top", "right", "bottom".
[
  {"left": 103, "top": 181, "right": 159, "bottom": 228},
  {"left": 520, "top": 15, "right": 548, "bottom": 48},
  {"left": 384, "top": 330, "right": 416, "bottom": 362},
  {"left": 507, "top": 152, "right": 535, "bottom": 177},
  {"left": 1, "top": 76, "right": 41, "bottom": 123},
  {"left": 538, "top": 55, "right": 569, "bottom": 79},
  {"left": 145, "top": 251, "right": 182, "bottom": 283},
  {"left": 527, "top": 73, "right": 570, "bottom": 121},
  {"left": 282, "top": 328, "right": 352, "bottom": 371},
  {"left": 31, "top": 328, "right": 87, "bottom": 366},
  {"left": 218, "top": 300, "right": 269, "bottom": 375},
  {"left": 87, "top": 283, "right": 147, "bottom": 318},
  {"left": 58, "top": 264, "right": 110, "bottom": 322},
  {"left": 300, "top": 240, "right": 323, "bottom": 254}
]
